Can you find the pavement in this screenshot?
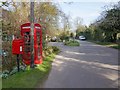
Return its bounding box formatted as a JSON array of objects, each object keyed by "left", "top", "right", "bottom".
[{"left": 38, "top": 41, "right": 119, "bottom": 88}]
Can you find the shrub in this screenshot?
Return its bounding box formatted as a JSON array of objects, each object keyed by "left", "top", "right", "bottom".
[
  {"left": 51, "top": 46, "right": 60, "bottom": 54},
  {"left": 42, "top": 46, "right": 60, "bottom": 59},
  {"left": 64, "top": 40, "right": 80, "bottom": 46},
  {"left": 60, "top": 35, "right": 69, "bottom": 41},
  {"left": 2, "top": 41, "right": 16, "bottom": 71}
]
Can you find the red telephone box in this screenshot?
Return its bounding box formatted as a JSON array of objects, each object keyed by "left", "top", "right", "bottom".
[{"left": 20, "top": 23, "right": 42, "bottom": 65}]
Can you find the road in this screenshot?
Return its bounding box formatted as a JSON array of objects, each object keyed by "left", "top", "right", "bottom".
[{"left": 39, "top": 41, "right": 119, "bottom": 88}]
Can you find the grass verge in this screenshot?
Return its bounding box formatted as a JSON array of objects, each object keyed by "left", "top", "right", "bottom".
[
  {"left": 2, "top": 48, "right": 60, "bottom": 88},
  {"left": 89, "top": 40, "right": 120, "bottom": 49},
  {"left": 64, "top": 40, "right": 80, "bottom": 46}
]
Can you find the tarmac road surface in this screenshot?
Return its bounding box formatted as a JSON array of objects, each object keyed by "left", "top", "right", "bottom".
[{"left": 38, "top": 41, "right": 119, "bottom": 88}]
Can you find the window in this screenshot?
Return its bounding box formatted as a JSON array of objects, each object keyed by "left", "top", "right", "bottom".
[
  {"left": 24, "top": 32, "right": 30, "bottom": 53},
  {"left": 37, "top": 32, "right": 41, "bottom": 60}
]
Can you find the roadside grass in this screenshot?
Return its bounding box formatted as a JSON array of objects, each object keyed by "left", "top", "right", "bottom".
[
  {"left": 64, "top": 40, "right": 80, "bottom": 46},
  {"left": 89, "top": 40, "right": 120, "bottom": 49},
  {"left": 110, "top": 45, "right": 120, "bottom": 49},
  {"left": 2, "top": 47, "right": 60, "bottom": 88}
]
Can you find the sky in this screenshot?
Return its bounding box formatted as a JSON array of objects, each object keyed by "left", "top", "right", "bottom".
[
  {"left": 1, "top": 0, "right": 119, "bottom": 28},
  {"left": 58, "top": 1, "right": 119, "bottom": 26}
]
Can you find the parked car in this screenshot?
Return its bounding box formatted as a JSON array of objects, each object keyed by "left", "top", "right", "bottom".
[
  {"left": 51, "top": 36, "right": 57, "bottom": 42},
  {"left": 79, "top": 36, "right": 86, "bottom": 40}
]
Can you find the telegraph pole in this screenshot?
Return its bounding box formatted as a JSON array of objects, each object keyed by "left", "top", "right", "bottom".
[{"left": 30, "top": 0, "right": 34, "bottom": 68}]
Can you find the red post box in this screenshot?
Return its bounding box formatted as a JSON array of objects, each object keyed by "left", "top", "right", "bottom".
[
  {"left": 12, "top": 39, "right": 23, "bottom": 72},
  {"left": 12, "top": 39, "right": 23, "bottom": 54}
]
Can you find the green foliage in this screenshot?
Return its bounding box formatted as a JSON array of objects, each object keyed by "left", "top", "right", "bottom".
[
  {"left": 60, "top": 35, "right": 69, "bottom": 41},
  {"left": 2, "top": 53, "right": 55, "bottom": 88},
  {"left": 76, "top": 26, "right": 86, "bottom": 37},
  {"left": 97, "top": 2, "right": 120, "bottom": 42},
  {"left": 111, "top": 44, "right": 120, "bottom": 49},
  {"left": 2, "top": 2, "right": 62, "bottom": 72},
  {"left": 2, "top": 41, "right": 17, "bottom": 71},
  {"left": 1, "top": 65, "right": 26, "bottom": 79},
  {"left": 43, "top": 46, "right": 60, "bottom": 58},
  {"left": 76, "top": 2, "right": 120, "bottom": 43},
  {"left": 51, "top": 46, "right": 60, "bottom": 54},
  {"left": 1, "top": 70, "right": 9, "bottom": 79},
  {"left": 70, "top": 32, "right": 74, "bottom": 38},
  {"left": 91, "top": 41, "right": 120, "bottom": 49},
  {"left": 35, "top": 2, "right": 60, "bottom": 39},
  {"left": 64, "top": 40, "right": 80, "bottom": 46},
  {"left": 2, "top": 46, "right": 60, "bottom": 88}
]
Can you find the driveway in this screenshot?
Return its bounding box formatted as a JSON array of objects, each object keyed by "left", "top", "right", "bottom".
[{"left": 39, "top": 41, "right": 119, "bottom": 88}]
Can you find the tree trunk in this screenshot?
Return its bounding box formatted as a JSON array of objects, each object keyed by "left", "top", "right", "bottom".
[{"left": 112, "top": 33, "right": 117, "bottom": 43}]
